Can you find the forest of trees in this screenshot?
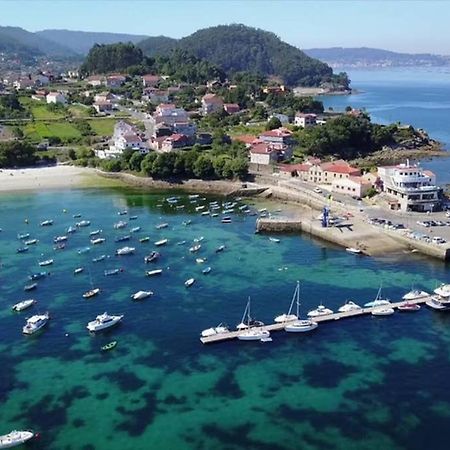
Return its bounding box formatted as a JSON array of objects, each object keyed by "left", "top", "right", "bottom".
[
  {"left": 0, "top": 141, "right": 45, "bottom": 167},
  {"left": 0, "top": 93, "right": 28, "bottom": 119}
]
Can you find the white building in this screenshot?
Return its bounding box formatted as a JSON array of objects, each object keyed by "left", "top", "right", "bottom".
[
  {"left": 46, "top": 92, "right": 67, "bottom": 105},
  {"left": 377, "top": 161, "right": 441, "bottom": 212},
  {"left": 332, "top": 176, "right": 372, "bottom": 198},
  {"left": 294, "top": 113, "right": 317, "bottom": 128}
]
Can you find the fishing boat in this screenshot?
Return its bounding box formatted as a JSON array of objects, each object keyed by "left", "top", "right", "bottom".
[
  {"left": 74, "top": 267, "right": 84, "bottom": 274},
  {"left": 364, "top": 285, "right": 391, "bottom": 307},
  {"left": 16, "top": 247, "right": 29, "bottom": 253},
  {"left": 284, "top": 284, "right": 318, "bottom": 332},
  {"left": 402, "top": 289, "right": 429, "bottom": 300},
  {"left": 371, "top": 307, "right": 395, "bottom": 316},
  {"left": 338, "top": 300, "right": 362, "bottom": 313},
  {"left": 182, "top": 220, "right": 192, "bottom": 226},
  {"left": 40, "top": 219, "right": 53, "bottom": 227},
  {"left": 211, "top": 213, "right": 219, "bottom": 217},
  {"left": 201, "top": 211, "right": 210, "bottom": 216},
  {"left": 12, "top": 299, "right": 36, "bottom": 312},
  {"left": 0, "top": 430, "right": 35, "bottom": 448},
  {"left": 53, "top": 235, "right": 67, "bottom": 243},
  {"left": 237, "top": 298, "right": 270, "bottom": 341},
  {"left": 104, "top": 268, "right": 121, "bottom": 276},
  {"left": 90, "top": 237, "right": 105, "bottom": 245},
  {"left": 177, "top": 240, "right": 186, "bottom": 246},
  {"left": 130, "top": 226, "right": 141, "bottom": 233},
  {"left": 54, "top": 243, "right": 66, "bottom": 251},
  {"left": 154, "top": 239, "right": 168, "bottom": 246},
  {"left": 434, "top": 283, "right": 450, "bottom": 298},
  {"left": 83, "top": 288, "right": 100, "bottom": 299},
  {"left": 92, "top": 255, "right": 106, "bottom": 262},
  {"left": 28, "top": 272, "right": 47, "bottom": 281},
  {"left": 189, "top": 194, "right": 199, "bottom": 199},
  {"left": 274, "top": 281, "right": 301, "bottom": 323},
  {"left": 129, "top": 216, "right": 138, "bottom": 220},
  {"left": 24, "top": 239, "right": 38, "bottom": 245},
  {"left": 131, "top": 290, "right": 153, "bottom": 300},
  {"left": 113, "top": 221, "right": 127, "bottom": 230},
  {"left": 345, "top": 247, "right": 362, "bottom": 254},
  {"left": 115, "top": 235, "right": 131, "bottom": 243},
  {"left": 144, "top": 251, "right": 160, "bottom": 263},
  {"left": 17, "top": 233, "right": 30, "bottom": 240},
  {"left": 24, "top": 283, "right": 37, "bottom": 291},
  {"left": 77, "top": 247, "right": 91, "bottom": 254},
  {"left": 221, "top": 217, "right": 232, "bottom": 224},
  {"left": 87, "top": 312, "right": 123, "bottom": 332},
  {"left": 307, "top": 304, "right": 334, "bottom": 318},
  {"left": 101, "top": 341, "right": 117, "bottom": 352},
  {"left": 185, "top": 278, "right": 195, "bottom": 287},
  {"left": 155, "top": 223, "right": 168, "bottom": 229},
  {"left": 196, "top": 258, "right": 206, "bottom": 264},
  {"left": 202, "top": 267, "right": 212, "bottom": 274},
  {"left": 269, "top": 237, "right": 280, "bottom": 243},
  {"left": 89, "top": 229, "right": 102, "bottom": 237},
  {"left": 116, "top": 246, "right": 135, "bottom": 255},
  {"left": 195, "top": 205, "right": 206, "bottom": 212},
  {"left": 22, "top": 312, "right": 50, "bottom": 335},
  {"left": 38, "top": 259, "right": 53, "bottom": 267},
  {"left": 146, "top": 269, "right": 163, "bottom": 276},
  {"left": 76, "top": 220, "right": 91, "bottom": 227},
  {"left": 189, "top": 244, "right": 201, "bottom": 253},
  {"left": 215, "top": 245, "right": 225, "bottom": 253},
  {"left": 398, "top": 302, "right": 421, "bottom": 312},
  {"left": 194, "top": 236, "right": 204, "bottom": 243},
  {"left": 117, "top": 210, "right": 128, "bottom": 216},
  {"left": 201, "top": 323, "right": 229, "bottom": 337},
  {"left": 139, "top": 236, "right": 150, "bottom": 243},
  {"left": 73, "top": 213, "right": 82, "bottom": 218}
]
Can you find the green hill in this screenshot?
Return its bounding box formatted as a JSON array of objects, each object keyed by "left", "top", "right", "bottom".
[
  {"left": 0, "top": 26, "right": 77, "bottom": 58},
  {"left": 138, "top": 24, "right": 337, "bottom": 87},
  {"left": 125, "top": 35, "right": 177, "bottom": 58},
  {"left": 36, "top": 29, "right": 150, "bottom": 55}
]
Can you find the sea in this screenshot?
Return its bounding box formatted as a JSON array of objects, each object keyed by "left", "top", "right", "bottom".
[{"left": 1, "top": 68, "right": 450, "bottom": 450}]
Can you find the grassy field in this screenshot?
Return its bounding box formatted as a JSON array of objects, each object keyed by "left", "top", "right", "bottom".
[
  {"left": 24, "top": 122, "right": 82, "bottom": 141},
  {"left": 68, "top": 105, "right": 90, "bottom": 118},
  {"left": 89, "top": 118, "right": 116, "bottom": 136}
]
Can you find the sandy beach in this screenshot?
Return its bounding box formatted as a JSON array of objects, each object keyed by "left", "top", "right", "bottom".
[{"left": 0, "top": 165, "right": 99, "bottom": 193}]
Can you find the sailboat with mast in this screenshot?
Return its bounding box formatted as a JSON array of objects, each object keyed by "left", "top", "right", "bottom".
[
  {"left": 237, "top": 297, "right": 270, "bottom": 341},
  {"left": 284, "top": 282, "right": 318, "bottom": 333},
  {"left": 82, "top": 268, "right": 100, "bottom": 299},
  {"left": 274, "top": 281, "right": 301, "bottom": 323}
]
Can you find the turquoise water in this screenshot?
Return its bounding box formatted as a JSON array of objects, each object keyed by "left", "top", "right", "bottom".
[
  {"left": 1, "top": 188, "right": 450, "bottom": 449},
  {"left": 320, "top": 67, "right": 450, "bottom": 184}
]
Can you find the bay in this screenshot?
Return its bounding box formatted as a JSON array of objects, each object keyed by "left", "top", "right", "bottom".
[{"left": 1, "top": 187, "right": 450, "bottom": 450}]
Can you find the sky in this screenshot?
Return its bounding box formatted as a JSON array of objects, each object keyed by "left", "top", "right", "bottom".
[{"left": 1, "top": 0, "right": 449, "bottom": 54}]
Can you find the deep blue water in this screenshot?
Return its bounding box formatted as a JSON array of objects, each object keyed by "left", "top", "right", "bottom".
[{"left": 320, "top": 67, "right": 450, "bottom": 184}]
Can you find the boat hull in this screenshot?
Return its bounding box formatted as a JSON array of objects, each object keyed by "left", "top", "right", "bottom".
[
  {"left": 0, "top": 431, "right": 34, "bottom": 448},
  {"left": 285, "top": 320, "right": 318, "bottom": 333}
]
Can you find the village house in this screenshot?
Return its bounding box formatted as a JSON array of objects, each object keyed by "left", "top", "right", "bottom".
[
  {"left": 105, "top": 74, "right": 126, "bottom": 88},
  {"left": 249, "top": 143, "right": 283, "bottom": 165},
  {"left": 142, "top": 88, "right": 169, "bottom": 104},
  {"left": 161, "top": 134, "right": 192, "bottom": 152},
  {"left": 294, "top": 113, "right": 317, "bottom": 128},
  {"left": 86, "top": 75, "right": 105, "bottom": 87},
  {"left": 31, "top": 89, "right": 48, "bottom": 101},
  {"left": 332, "top": 176, "right": 372, "bottom": 198},
  {"left": 201, "top": 94, "right": 224, "bottom": 115},
  {"left": 258, "top": 128, "right": 295, "bottom": 146},
  {"left": 13, "top": 77, "right": 34, "bottom": 90},
  {"left": 94, "top": 92, "right": 114, "bottom": 103},
  {"left": 142, "top": 74, "right": 161, "bottom": 87},
  {"left": 233, "top": 135, "right": 259, "bottom": 148},
  {"left": 223, "top": 103, "right": 240, "bottom": 114},
  {"left": 262, "top": 85, "right": 286, "bottom": 94},
  {"left": 93, "top": 101, "right": 113, "bottom": 113},
  {"left": 46, "top": 92, "right": 67, "bottom": 105},
  {"left": 304, "top": 160, "right": 361, "bottom": 184}
]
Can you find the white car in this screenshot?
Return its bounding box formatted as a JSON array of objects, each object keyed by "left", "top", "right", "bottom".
[{"left": 313, "top": 187, "right": 322, "bottom": 194}]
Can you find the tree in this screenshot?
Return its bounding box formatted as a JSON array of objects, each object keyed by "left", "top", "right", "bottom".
[
  {"left": 266, "top": 116, "right": 282, "bottom": 130},
  {"left": 141, "top": 152, "right": 158, "bottom": 175},
  {"left": 0, "top": 141, "right": 38, "bottom": 168},
  {"left": 101, "top": 159, "right": 122, "bottom": 172},
  {"left": 230, "top": 158, "right": 249, "bottom": 179},
  {"left": 128, "top": 151, "right": 144, "bottom": 172},
  {"left": 193, "top": 154, "right": 215, "bottom": 179},
  {"left": 68, "top": 149, "right": 77, "bottom": 160}
]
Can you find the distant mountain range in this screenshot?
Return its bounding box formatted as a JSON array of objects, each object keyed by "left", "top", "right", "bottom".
[{"left": 304, "top": 47, "right": 450, "bottom": 68}]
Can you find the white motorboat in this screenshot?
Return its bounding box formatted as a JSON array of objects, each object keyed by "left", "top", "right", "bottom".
[
  {"left": 146, "top": 269, "right": 163, "bottom": 276},
  {"left": 86, "top": 312, "right": 123, "bottom": 332},
  {"left": 364, "top": 285, "right": 391, "bottom": 307},
  {"left": 371, "top": 307, "right": 395, "bottom": 316},
  {"left": 40, "top": 219, "right": 53, "bottom": 226},
  {"left": 202, "top": 267, "right": 212, "bottom": 274},
  {"left": 238, "top": 328, "right": 271, "bottom": 341},
  {"left": 189, "top": 244, "right": 201, "bottom": 253},
  {"left": 269, "top": 237, "right": 280, "bottom": 243},
  {"left": 274, "top": 281, "right": 300, "bottom": 323},
  {"left": 307, "top": 304, "right": 334, "bottom": 318},
  {"left": 154, "top": 239, "right": 168, "bottom": 246},
  {"left": 155, "top": 223, "right": 168, "bottom": 229},
  {"left": 74, "top": 267, "right": 84, "bottom": 274},
  {"left": 38, "top": 259, "right": 53, "bottom": 267},
  {"left": 130, "top": 226, "right": 141, "bottom": 233},
  {"left": 116, "top": 246, "right": 135, "bottom": 255},
  {"left": 24, "top": 239, "right": 38, "bottom": 245},
  {"left": 76, "top": 220, "right": 91, "bottom": 227},
  {"left": 91, "top": 237, "right": 105, "bottom": 245},
  {"left": 89, "top": 229, "right": 102, "bottom": 236},
  {"left": 346, "top": 247, "right": 362, "bottom": 254},
  {"left": 201, "top": 323, "right": 229, "bottom": 337},
  {"left": 53, "top": 235, "right": 67, "bottom": 243},
  {"left": 144, "top": 251, "right": 160, "bottom": 263},
  {"left": 12, "top": 299, "right": 36, "bottom": 312},
  {"left": 0, "top": 430, "right": 34, "bottom": 448},
  {"left": 434, "top": 283, "right": 450, "bottom": 298},
  {"left": 83, "top": 287, "right": 100, "bottom": 299},
  {"left": 185, "top": 278, "right": 195, "bottom": 287},
  {"left": 426, "top": 297, "right": 450, "bottom": 310},
  {"left": 196, "top": 258, "right": 206, "bottom": 264},
  {"left": 113, "top": 220, "right": 127, "bottom": 229},
  {"left": 402, "top": 289, "right": 430, "bottom": 301},
  {"left": 22, "top": 312, "right": 50, "bottom": 335},
  {"left": 131, "top": 290, "right": 153, "bottom": 301},
  {"left": 338, "top": 300, "right": 362, "bottom": 313}
]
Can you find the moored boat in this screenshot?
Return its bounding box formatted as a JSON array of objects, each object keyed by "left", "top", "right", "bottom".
[
  {"left": 371, "top": 307, "right": 395, "bottom": 316},
  {"left": 215, "top": 245, "right": 225, "bottom": 253},
  {"left": 201, "top": 323, "right": 229, "bottom": 337},
  {"left": 22, "top": 312, "right": 50, "bottom": 334},
  {"left": 83, "top": 288, "right": 100, "bottom": 299},
  {"left": 92, "top": 255, "right": 106, "bottom": 262},
  {"left": 89, "top": 229, "right": 102, "bottom": 236},
  {"left": 0, "top": 430, "right": 35, "bottom": 448},
  {"left": 221, "top": 217, "right": 232, "bottom": 224},
  {"left": 16, "top": 247, "right": 29, "bottom": 253},
  {"left": 237, "top": 298, "right": 270, "bottom": 341},
  {"left": 202, "top": 267, "right": 212, "bottom": 274},
  {"left": 338, "top": 300, "right": 362, "bottom": 313},
  {"left": 104, "top": 268, "right": 121, "bottom": 276},
  {"left": 364, "top": 285, "right": 391, "bottom": 307},
  {"left": 131, "top": 290, "right": 153, "bottom": 300},
  {"left": 115, "top": 235, "right": 131, "bottom": 243},
  {"left": 74, "top": 267, "right": 84, "bottom": 274},
  {"left": 38, "top": 259, "right": 53, "bottom": 267},
  {"left": 155, "top": 223, "right": 168, "bottom": 229},
  {"left": 269, "top": 237, "right": 280, "bottom": 243},
  {"left": 24, "top": 239, "right": 38, "bottom": 245},
  {"left": 402, "top": 289, "right": 429, "bottom": 301},
  {"left": 101, "top": 341, "right": 117, "bottom": 352},
  {"left": 346, "top": 247, "right": 362, "bottom": 254},
  {"left": 113, "top": 221, "right": 127, "bottom": 229},
  {"left": 434, "top": 283, "right": 450, "bottom": 298},
  {"left": 87, "top": 312, "right": 123, "bottom": 332},
  {"left": 307, "top": 304, "right": 334, "bottom": 318},
  {"left": 189, "top": 244, "right": 201, "bottom": 253},
  {"left": 398, "top": 302, "right": 421, "bottom": 312},
  {"left": 53, "top": 235, "right": 67, "bottom": 243},
  {"left": 24, "top": 283, "right": 37, "bottom": 291},
  {"left": 76, "top": 220, "right": 91, "bottom": 227},
  {"left": 90, "top": 237, "right": 105, "bottom": 245},
  {"left": 185, "top": 278, "right": 195, "bottom": 287},
  {"left": 146, "top": 269, "right": 163, "bottom": 276},
  {"left": 426, "top": 296, "right": 450, "bottom": 310},
  {"left": 40, "top": 219, "right": 53, "bottom": 227},
  {"left": 154, "top": 239, "right": 168, "bottom": 246},
  {"left": 274, "top": 281, "right": 300, "bottom": 323},
  {"left": 17, "top": 233, "right": 30, "bottom": 240},
  {"left": 28, "top": 271, "right": 47, "bottom": 281},
  {"left": 116, "top": 246, "right": 135, "bottom": 255},
  {"left": 144, "top": 251, "right": 160, "bottom": 263},
  {"left": 12, "top": 299, "right": 36, "bottom": 312},
  {"left": 139, "top": 236, "right": 150, "bottom": 243}
]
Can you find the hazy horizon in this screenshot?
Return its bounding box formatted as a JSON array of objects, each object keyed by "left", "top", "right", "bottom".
[{"left": 1, "top": 0, "right": 449, "bottom": 54}]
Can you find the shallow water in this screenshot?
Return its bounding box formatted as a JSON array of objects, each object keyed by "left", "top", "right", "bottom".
[{"left": 0, "top": 188, "right": 450, "bottom": 449}]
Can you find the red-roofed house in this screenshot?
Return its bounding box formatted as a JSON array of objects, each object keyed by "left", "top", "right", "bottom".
[
  {"left": 161, "top": 134, "right": 191, "bottom": 152},
  {"left": 232, "top": 135, "right": 259, "bottom": 147},
  {"left": 142, "top": 74, "right": 161, "bottom": 87},
  {"left": 250, "top": 143, "right": 280, "bottom": 165},
  {"left": 305, "top": 160, "right": 361, "bottom": 184},
  {"left": 105, "top": 75, "right": 126, "bottom": 88},
  {"left": 223, "top": 103, "right": 240, "bottom": 114},
  {"left": 202, "top": 94, "right": 224, "bottom": 115},
  {"left": 278, "top": 163, "right": 311, "bottom": 178},
  {"left": 258, "top": 128, "right": 294, "bottom": 146}
]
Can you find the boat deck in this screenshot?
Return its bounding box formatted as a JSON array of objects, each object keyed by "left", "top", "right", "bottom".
[{"left": 200, "top": 296, "right": 434, "bottom": 344}]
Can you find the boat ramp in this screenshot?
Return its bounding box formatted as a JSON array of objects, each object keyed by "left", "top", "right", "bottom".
[{"left": 200, "top": 296, "right": 433, "bottom": 344}]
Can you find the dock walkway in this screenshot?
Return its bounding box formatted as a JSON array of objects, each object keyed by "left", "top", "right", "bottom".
[{"left": 200, "top": 296, "right": 433, "bottom": 344}]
